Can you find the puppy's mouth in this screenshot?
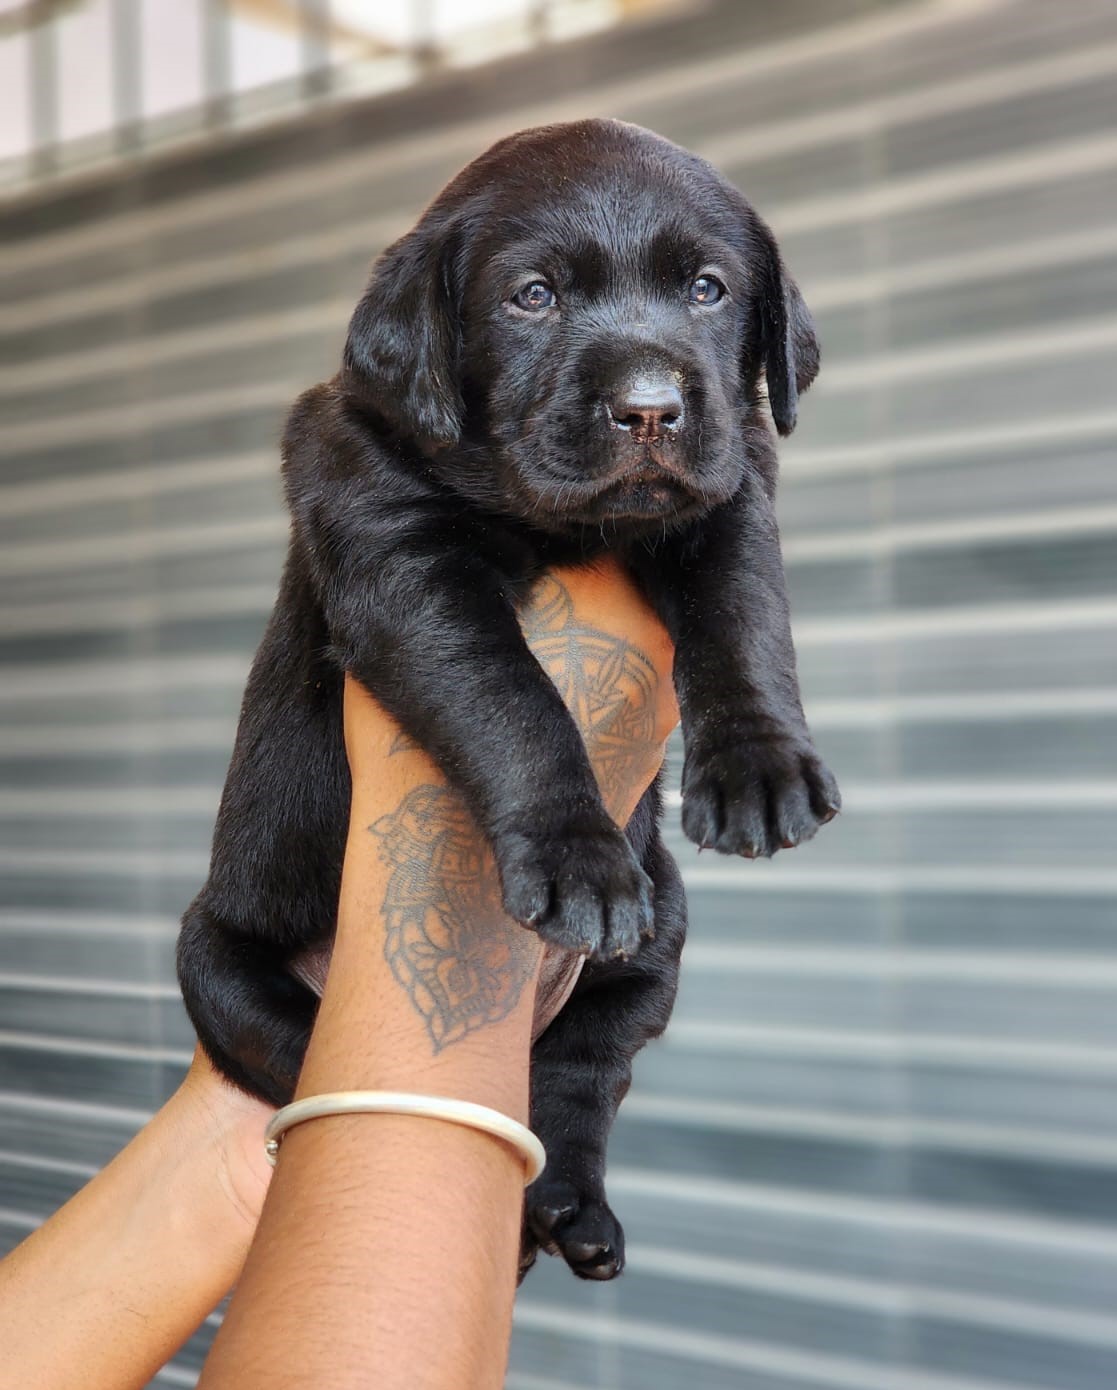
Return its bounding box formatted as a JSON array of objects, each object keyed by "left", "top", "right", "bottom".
[
  {"left": 603, "top": 464, "right": 690, "bottom": 513},
  {"left": 566, "top": 461, "right": 703, "bottom": 524}
]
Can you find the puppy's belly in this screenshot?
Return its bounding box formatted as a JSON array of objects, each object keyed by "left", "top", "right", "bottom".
[
  {"left": 288, "top": 939, "right": 584, "bottom": 1042},
  {"left": 287, "top": 943, "right": 332, "bottom": 998},
  {"left": 533, "top": 946, "right": 585, "bottom": 1042}
]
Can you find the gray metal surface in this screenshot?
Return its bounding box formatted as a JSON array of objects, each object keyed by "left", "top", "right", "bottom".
[{"left": 2, "top": 1, "right": 1116, "bottom": 1385}]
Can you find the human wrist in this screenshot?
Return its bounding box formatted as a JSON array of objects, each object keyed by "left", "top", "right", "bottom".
[
  {"left": 295, "top": 900, "right": 542, "bottom": 1124},
  {"left": 175, "top": 1048, "right": 275, "bottom": 1234}
]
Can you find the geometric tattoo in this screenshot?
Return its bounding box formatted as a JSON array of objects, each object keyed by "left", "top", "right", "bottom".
[{"left": 369, "top": 572, "right": 661, "bottom": 1051}]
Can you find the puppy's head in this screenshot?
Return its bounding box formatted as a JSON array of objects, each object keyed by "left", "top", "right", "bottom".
[{"left": 342, "top": 119, "right": 818, "bottom": 533}]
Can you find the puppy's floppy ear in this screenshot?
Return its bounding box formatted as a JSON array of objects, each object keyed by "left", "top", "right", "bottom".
[
  {"left": 753, "top": 221, "right": 819, "bottom": 437},
  {"left": 342, "top": 214, "right": 464, "bottom": 449}
]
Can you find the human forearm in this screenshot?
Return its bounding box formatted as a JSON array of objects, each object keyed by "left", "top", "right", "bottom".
[
  {"left": 202, "top": 848, "right": 540, "bottom": 1390},
  {"left": 199, "top": 561, "right": 676, "bottom": 1390},
  {"left": 0, "top": 1051, "right": 272, "bottom": 1390}
]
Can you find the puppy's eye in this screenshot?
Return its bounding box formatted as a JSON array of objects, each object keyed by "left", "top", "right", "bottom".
[
  {"left": 512, "top": 281, "right": 557, "bottom": 312},
  {"left": 688, "top": 275, "right": 726, "bottom": 306}
]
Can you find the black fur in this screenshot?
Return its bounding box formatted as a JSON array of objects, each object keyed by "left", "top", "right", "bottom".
[{"left": 177, "top": 119, "right": 838, "bottom": 1280}]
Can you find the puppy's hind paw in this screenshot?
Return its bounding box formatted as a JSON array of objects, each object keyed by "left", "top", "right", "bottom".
[{"left": 526, "top": 1178, "right": 625, "bottom": 1281}]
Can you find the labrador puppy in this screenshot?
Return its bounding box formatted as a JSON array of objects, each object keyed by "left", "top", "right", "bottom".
[{"left": 178, "top": 118, "right": 839, "bottom": 1280}]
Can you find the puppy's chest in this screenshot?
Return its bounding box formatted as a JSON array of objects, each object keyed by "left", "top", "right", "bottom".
[{"left": 510, "top": 522, "right": 636, "bottom": 575}]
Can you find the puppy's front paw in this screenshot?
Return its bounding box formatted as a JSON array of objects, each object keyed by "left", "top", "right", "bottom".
[
  {"left": 525, "top": 1176, "right": 626, "bottom": 1281},
  {"left": 682, "top": 731, "right": 840, "bottom": 858},
  {"left": 496, "top": 818, "right": 653, "bottom": 960}
]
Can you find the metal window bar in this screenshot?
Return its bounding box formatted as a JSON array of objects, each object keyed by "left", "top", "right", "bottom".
[
  {"left": 110, "top": 0, "right": 141, "bottom": 154},
  {"left": 410, "top": 0, "right": 440, "bottom": 73},
  {"left": 202, "top": 0, "right": 232, "bottom": 131},
  {"left": 27, "top": 4, "right": 58, "bottom": 177},
  {"left": 529, "top": 0, "right": 552, "bottom": 45},
  {"left": 297, "top": 0, "right": 332, "bottom": 101}
]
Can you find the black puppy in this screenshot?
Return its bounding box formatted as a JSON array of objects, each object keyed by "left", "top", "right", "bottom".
[{"left": 178, "top": 118, "right": 839, "bottom": 1280}]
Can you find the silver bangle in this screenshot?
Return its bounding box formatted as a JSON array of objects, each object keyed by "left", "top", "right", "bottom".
[{"left": 264, "top": 1090, "right": 546, "bottom": 1185}]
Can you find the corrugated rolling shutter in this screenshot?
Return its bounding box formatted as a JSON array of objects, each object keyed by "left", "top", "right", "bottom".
[{"left": 2, "top": 1, "right": 1115, "bottom": 1386}]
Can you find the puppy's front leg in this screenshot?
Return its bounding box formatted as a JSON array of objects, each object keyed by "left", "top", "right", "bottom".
[
  {"left": 633, "top": 473, "right": 840, "bottom": 858},
  {"left": 314, "top": 531, "right": 653, "bottom": 958}
]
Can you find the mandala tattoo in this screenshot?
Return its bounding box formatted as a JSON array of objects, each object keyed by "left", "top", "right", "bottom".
[
  {"left": 370, "top": 785, "right": 535, "bottom": 1050},
  {"left": 370, "top": 574, "right": 661, "bottom": 1049},
  {"left": 521, "top": 574, "right": 660, "bottom": 808}
]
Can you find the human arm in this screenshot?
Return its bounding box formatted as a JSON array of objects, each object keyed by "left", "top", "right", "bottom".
[
  {"left": 197, "top": 559, "right": 676, "bottom": 1390},
  {"left": 0, "top": 1047, "right": 274, "bottom": 1390}
]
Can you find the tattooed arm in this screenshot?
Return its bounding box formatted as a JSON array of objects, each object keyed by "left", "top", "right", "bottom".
[{"left": 199, "top": 560, "right": 676, "bottom": 1390}]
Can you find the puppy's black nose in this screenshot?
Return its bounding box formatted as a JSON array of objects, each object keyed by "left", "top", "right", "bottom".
[{"left": 610, "top": 375, "right": 684, "bottom": 437}]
